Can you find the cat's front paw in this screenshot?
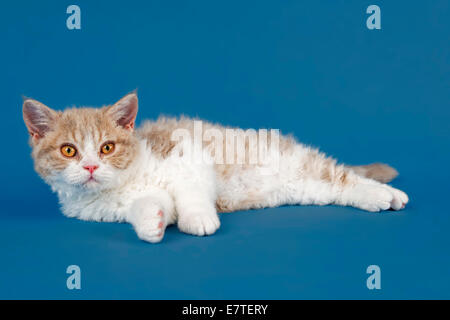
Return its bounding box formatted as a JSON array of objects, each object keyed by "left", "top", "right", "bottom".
[
  {"left": 132, "top": 205, "right": 166, "bottom": 243},
  {"left": 177, "top": 207, "right": 220, "bottom": 236},
  {"left": 348, "top": 184, "right": 409, "bottom": 212}
]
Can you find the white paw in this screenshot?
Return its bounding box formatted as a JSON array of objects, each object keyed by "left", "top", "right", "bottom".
[
  {"left": 382, "top": 184, "right": 409, "bottom": 210},
  {"left": 177, "top": 207, "right": 220, "bottom": 236},
  {"left": 350, "top": 184, "right": 409, "bottom": 212},
  {"left": 133, "top": 206, "right": 166, "bottom": 243}
]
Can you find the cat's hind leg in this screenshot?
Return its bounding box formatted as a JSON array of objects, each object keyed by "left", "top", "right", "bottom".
[
  {"left": 288, "top": 148, "right": 409, "bottom": 212},
  {"left": 337, "top": 176, "right": 409, "bottom": 212}
]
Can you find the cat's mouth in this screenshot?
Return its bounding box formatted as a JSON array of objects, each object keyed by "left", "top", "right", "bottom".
[{"left": 83, "top": 176, "right": 99, "bottom": 186}]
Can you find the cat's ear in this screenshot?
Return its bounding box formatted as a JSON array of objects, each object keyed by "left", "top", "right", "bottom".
[
  {"left": 23, "top": 98, "right": 58, "bottom": 140},
  {"left": 107, "top": 93, "right": 138, "bottom": 130}
]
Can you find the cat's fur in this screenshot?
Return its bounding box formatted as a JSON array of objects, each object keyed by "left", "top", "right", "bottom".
[{"left": 23, "top": 93, "right": 408, "bottom": 243}]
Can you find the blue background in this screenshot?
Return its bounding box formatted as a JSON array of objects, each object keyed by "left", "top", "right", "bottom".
[{"left": 0, "top": 0, "right": 449, "bottom": 299}]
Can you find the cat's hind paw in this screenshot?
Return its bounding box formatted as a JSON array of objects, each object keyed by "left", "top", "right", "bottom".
[
  {"left": 383, "top": 184, "right": 409, "bottom": 210},
  {"left": 347, "top": 184, "right": 409, "bottom": 212}
]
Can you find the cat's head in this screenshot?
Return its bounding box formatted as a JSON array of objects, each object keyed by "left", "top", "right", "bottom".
[{"left": 22, "top": 93, "right": 140, "bottom": 192}]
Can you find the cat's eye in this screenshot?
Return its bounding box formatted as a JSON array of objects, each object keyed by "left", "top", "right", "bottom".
[
  {"left": 101, "top": 142, "right": 115, "bottom": 155},
  {"left": 61, "top": 145, "right": 77, "bottom": 157}
]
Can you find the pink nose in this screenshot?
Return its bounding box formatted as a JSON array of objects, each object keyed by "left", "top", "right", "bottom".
[{"left": 83, "top": 165, "right": 99, "bottom": 174}]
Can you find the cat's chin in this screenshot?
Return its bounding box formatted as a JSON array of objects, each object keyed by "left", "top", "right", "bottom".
[{"left": 82, "top": 178, "right": 102, "bottom": 190}]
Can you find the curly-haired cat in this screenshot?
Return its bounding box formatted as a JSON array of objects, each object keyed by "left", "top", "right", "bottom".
[{"left": 22, "top": 93, "right": 408, "bottom": 243}]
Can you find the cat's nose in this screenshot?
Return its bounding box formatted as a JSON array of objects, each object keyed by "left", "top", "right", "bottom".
[{"left": 83, "top": 165, "right": 99, "bottom": 174}]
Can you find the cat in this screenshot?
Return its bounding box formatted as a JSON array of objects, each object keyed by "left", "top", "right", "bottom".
[{"left": 23, "top": 92, "right": 408, "bottom": 243}]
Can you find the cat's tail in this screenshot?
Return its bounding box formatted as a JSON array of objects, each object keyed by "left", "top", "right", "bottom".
[{"left": 348, "top": 163, "right": 398, "bottom": 183}]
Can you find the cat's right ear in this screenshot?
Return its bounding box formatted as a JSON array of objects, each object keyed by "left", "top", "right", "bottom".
[{"left": 22, "top": 98, "right": 57, "bottom": 141}]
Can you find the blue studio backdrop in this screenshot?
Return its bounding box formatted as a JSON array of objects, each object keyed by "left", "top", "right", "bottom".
[{"left": 0, "top": 0, "right": 449, "bottom": 299}]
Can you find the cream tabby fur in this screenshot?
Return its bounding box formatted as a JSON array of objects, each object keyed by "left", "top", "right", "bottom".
[{"left": 23, "top": 93, "right": 409, "bottom": 243}]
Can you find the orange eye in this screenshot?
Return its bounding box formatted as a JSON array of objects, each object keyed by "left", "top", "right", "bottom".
[
  {"left": 101, "top": 142, "right": 115, "bottom": 154},
  {"left": 61, "top": 145, "right": 77, "bottom": 157}
]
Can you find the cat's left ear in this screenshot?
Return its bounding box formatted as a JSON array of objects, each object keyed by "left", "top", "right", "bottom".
[{"left": 107, "top": 92, "right": 138, "bottom": 130}]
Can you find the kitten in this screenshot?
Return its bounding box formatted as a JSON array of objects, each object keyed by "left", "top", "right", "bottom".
[{"left": 23, "top": 92, "right": 408, "bottom": 243}]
